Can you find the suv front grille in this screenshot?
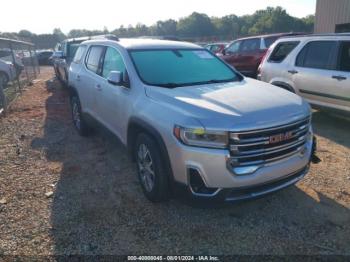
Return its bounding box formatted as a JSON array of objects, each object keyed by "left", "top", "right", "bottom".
[{"left": 229, "top": 116, "right": 311, "bottom": 167}]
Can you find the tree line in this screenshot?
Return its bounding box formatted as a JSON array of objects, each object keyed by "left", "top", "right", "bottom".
[{"left": 0, "top": 7, "right": 314, "bottom": 49}]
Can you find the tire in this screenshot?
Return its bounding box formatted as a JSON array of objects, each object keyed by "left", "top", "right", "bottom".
[
  {"left": 135, "top": 133, "right": 170, "bottom": 202},
  {"left": 0, "top": 71, "right": 9, "bottom": 86},
  {"left": 70, "top": 95, "right": 91, "bottom": 136},
  {"left": 274, "top": 83, "right": 295, "bottom": 93}
]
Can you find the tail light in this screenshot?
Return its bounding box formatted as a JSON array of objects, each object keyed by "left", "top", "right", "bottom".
[{"left": 257, "top": 48, "right": 272, "bottom": 80}]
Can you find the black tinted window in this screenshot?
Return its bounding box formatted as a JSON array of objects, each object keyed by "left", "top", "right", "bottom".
[
  {"left": 73, "top": 45, "right": 86, "bottom": 64},
  {"left": 296, "top": 41, "right": 337, "bottom": 70},
  {"left": 264, "top": 37, "right": 279, "bottom": 48},
  {"left": 241, "top": 38, "right": 260, "bottom": 52},
  {"left": 268, "top": 41, "right": 299, "bottom": 63},
  {"left": 86, "top": 46, "right": 104, "bottom": 74},
  {"left": 339, "top": 41, "right": 350, "bottom": 72}
]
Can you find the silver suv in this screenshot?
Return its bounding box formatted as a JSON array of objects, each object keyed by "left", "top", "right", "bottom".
[
  {"left": 69, "top": 38, "right": 315, "bottom": 202},
  {"left": 258, "top": 34, "right": 350, "bottom": 114}
]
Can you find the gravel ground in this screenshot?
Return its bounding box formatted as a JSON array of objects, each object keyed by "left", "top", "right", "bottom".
[{"left": 0, "top": 67, "right": 349, "bottom": 256}]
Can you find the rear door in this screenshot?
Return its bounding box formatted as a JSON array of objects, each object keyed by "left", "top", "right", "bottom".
[
  {"left": 291, "top": 40, "right": 343, "bottom": 109},
  {"left": 83, "top": 45, "right": 105, "bottom": 118}
]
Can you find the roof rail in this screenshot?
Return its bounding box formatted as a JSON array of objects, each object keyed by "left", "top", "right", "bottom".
[
  {"left": 64, "top": 34, "right": 119, "bottom": 43},
  {"left": 282, "top": 33, "right": 350, "bottom": 39}
]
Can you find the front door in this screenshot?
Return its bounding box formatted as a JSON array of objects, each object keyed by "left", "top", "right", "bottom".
[{"left": 95, "top": 46, "right": 129, "bottom": 138}]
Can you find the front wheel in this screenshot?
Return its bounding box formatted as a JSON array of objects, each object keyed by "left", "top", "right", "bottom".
[{"left": 135, "top": 133, "right": 170, "bottom": 202}]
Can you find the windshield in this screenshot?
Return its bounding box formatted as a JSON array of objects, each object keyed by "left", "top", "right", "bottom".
[{"left": 130, "top": 49, "right": 241, "bottom": 87}]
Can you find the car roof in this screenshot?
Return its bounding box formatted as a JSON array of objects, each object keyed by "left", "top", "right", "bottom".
[
  {"left": 81, "top": 38, "right": 202, "bottom": 50},
  {"left": 207, "top": 42, "right": 228, "bottom": 45},
  {"left": 233, "top": 32, "right": 306, "bottom": 41}
]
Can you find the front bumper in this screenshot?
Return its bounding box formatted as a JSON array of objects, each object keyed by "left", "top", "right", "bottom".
[
  {"left": 221, "top": 165, "right": 308, "bottom": 201},
  {"left": 167, "top": 133, "right": 314, "bottom": 201}
]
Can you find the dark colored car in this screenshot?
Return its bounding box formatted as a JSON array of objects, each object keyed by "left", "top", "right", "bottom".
[
  {"left": 205, "top": 43, "right": 228, "bottom": 54},
  {"left": 221, "top": 33, "right": 305, "bottom": 78},
  {"left": 0, "top": 49, "right": 24, "bottom": 77},
  {"left": 36, "top": 50, "right": 54, "bottom": 65},
  {"left": 53, "top": 34, "right": 118, "bottom": 86}
]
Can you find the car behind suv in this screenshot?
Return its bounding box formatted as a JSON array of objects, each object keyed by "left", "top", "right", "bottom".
[
  {"left": 69, "top": 38, "right": 315, "bottom": 202},
  {"left": 221, "top": 33, "right": 304, "bottom": 78},
  {"left": 258, "top": 34, "right": 350, "bottom": 115},
  {"left": 0, "top": 59, "right": 16, "bottom": 86},
  {"left": 53, "top": 35, "right": 118, "bottom": 86}
]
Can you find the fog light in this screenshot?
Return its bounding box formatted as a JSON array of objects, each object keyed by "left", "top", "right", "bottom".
[{"left": 188, "top": 168, "right": 218, "bottom": 196}]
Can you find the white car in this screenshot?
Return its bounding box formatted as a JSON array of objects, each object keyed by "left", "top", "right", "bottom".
[
  {"left": 68, "top": 37, "right": 316, "bottom": 202},
  {"left": 258, "top": 34, "right": 350, "bottom": 115}
]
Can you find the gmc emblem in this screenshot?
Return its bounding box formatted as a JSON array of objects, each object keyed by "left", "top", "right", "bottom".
[{"left": 269, "top": 131, "right": 293, "bottom": 144}]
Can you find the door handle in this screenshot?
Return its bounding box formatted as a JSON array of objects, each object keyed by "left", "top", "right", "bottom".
[
  {"left": 332, "top": 75, "right": 347, "bottom": 81},
  {"left": 95, "top": 84, "right": 102, "bottom": 91},
  {"left": 288, "top": 70, "right": 298, "bottom": 75}
]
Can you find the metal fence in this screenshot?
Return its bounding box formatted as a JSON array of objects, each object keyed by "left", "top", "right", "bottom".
[{"left": 0, "top": 38, "right": 39, "bottom": 115}]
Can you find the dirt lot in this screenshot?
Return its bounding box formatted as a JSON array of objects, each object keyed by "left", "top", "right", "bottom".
[{"left": 0, "top": 67, "right": 349, "bottom": 256}]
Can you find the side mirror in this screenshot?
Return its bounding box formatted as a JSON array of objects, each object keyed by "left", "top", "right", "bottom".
[
  {"left": 222, "top": 49, "right": 226, "bottom": 55},
  {"left": 107, "top": 71, "right": 122, "bottom": 85}
]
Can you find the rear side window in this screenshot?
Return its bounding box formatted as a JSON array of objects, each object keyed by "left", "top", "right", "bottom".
[
  {"left": 85, "top": 46, "right": 105, "bottom": 74},
  {"left": 268, "top": 41, "right": 299, "bottom": 63},
  {"left": 241, "top": 38, "right": 260, "bottom": 52},
  {"left": 296, "top": 41, "right": 337, "bottom": 70},
  {"left": 264, "top": 36, "right": 279, "bottom": 48},
  {"left": 338, "top": 41, "right": 350, "bottom": 72},
  {"left": 73, "top": 45, "right": 86, "bottom": 64}
]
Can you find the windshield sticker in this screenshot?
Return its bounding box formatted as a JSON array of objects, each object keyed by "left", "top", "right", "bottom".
[{"left": 193, "top": 51, "right": 214, "bottom": 59}]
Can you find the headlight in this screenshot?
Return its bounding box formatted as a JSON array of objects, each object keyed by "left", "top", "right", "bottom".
[{"left": 173, "top": 125, "right": 228, "bottom": 149}]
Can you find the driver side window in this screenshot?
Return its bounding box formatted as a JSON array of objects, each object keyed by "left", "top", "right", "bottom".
[{"left": 102, "top": 47, "right": 126, "bottom": 79}]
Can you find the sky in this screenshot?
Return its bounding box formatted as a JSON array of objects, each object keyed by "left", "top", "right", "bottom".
[{"left": 1, "top": 0, "right": 316, "bottom": 34}]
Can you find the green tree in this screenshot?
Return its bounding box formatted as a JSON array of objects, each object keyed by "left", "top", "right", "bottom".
[
  {"left": 177, "top": 12, "right": 216, "bottom": 37},
  {"left": 53, "top": 28, "right": 66, "bottom": 41}
]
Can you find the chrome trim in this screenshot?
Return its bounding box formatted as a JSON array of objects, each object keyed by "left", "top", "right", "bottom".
[
  {"left": 228, "top": 145, "right": 305, "bottom": 167},
  {"left": 231, "top": 136, "right": 306, "bottom": 158},
  {"left": 228, "top": 116, "right": 311, "bottom": 169},
  {"left": 187, "top": 166, "right": 222, "bottom": 197},
  {"left": 229, "top": 116, "right": 310, "bottom": 136}
]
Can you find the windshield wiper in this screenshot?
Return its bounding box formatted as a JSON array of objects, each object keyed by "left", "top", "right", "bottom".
[
  {"left": 155, "top": 83, "right": 182, "bottom": 88},
  {"left": 204, "top": 78, "right": 236, "bottom": 84}
]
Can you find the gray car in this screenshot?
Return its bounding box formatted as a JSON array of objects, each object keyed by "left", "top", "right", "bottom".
[
  {"left": 68, "top": 38, "right": 315, "bottom": 203},
  {"left": 258, "top": 34, "right": 350, "bottom": 115},
  {"left": 0, "top": 59, "right": 16, "bottom": 86}
]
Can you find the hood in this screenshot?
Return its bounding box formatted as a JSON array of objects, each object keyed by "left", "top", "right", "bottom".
[{"left": 145, "top": 78, "right": 311, "bottom": 131}]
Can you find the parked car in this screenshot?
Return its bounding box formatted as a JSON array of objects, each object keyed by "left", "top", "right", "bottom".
[
  {"left": 0, "top": 59, "right": 16, "bottom": 86},
  {"left": 205, "top": 42, "right": 228, "bottom": 54},
  {"left": 36, "top": 50, "right": 54, "bottom": 65},
  {"left": 53, "top": 34, "right": 118, "bottom": 86},
  {"left": 220, "top": 33, "right": 305, "bottom": 78},
  {"left": 258, "top": 34, "right": 350, "bottom": 115},
  {"left": 0, "top": 49, "right": 24, "bottom": 77},
  {"left": 68, "top": 38, "right": 316, "bottom": 202}
]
